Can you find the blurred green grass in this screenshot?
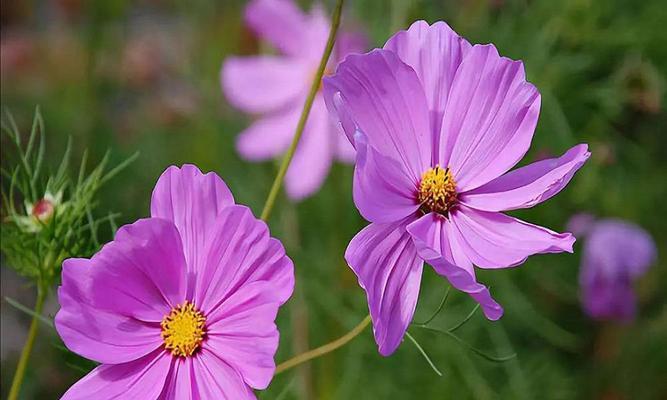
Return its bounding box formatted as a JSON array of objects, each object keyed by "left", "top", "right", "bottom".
[{"left": 1, "top": 0, "right": 666, "bottom": 399}]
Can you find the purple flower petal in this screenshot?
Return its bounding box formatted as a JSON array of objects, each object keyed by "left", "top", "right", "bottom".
[
  {"left": 84, "top": 218, "right": 187, "bottom": 322},
  {"left": 345, "top": 218, "right": 423, "bottom": 356},
  {"left": 384, "top": 20, "right": 471, "bottom": 140},
  {"left": 461, "top": 144, "right": 590, "bottom": 211},
  {"left": 206, "top": 281, "right": 281, "bottom": 390},
  {"left": 245, "top": 0, "right": 309, "bottom": 57},
  {"left": 55, "top": 258, "right": 162, "bottom": 364},
  {"left": 406, "top": 213, "right": 503, "bottom": 320},
  {"left": 323, "top": 49, "right": 432, "bottom": 181},
  {"left": 161, "top": 358, "right": 195, "bottom": 400},
  {"left": 235, "top": 105, "right": 301, "bottom": 161},
  {"left": 222, "top": 56, "right": 309, "bottom": 114},
  {"left": 193, "top": 349, "right": 256, "bottom": 399},
  {"left": 351, "top": 131, "right": 420, "bottom": 223},
  {"left": 451, "top": 205, "right": 574, "bottom": 269},
  {"left": 60, "top": 350, "right": 172, "bottom": 400},
  {"left": 441, "top": 44, "right": 540, "bottom": 191},
  {"left": 194, "top": 204, "right": 294, "bottom": 312},
  {"left": 151, "top": 164, "right": 234, "bottom": 289},
  {"left": 284, "top": 97, "right": 334, "bottom": 200}
]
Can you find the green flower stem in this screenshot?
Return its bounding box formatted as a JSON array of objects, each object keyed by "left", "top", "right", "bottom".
[
  {"left": 7, "top": 287, "right": 46, "bottom": 400},
  {"left": 254, "top": 0, "right": 371, "bottom": 376},
  {"left": 275, "top": 315, "right": 371, "bottom": 375},
  {"left": 259, "top": 0, "right": 345, "bottom": 221}
]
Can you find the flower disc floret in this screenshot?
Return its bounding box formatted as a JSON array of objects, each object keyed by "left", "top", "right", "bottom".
[
  {"left": 418, "top": 165, "right": 457, "bottom": 215},
  {"left": 161, "top": 301, "right": 206, "bottom": 357}
]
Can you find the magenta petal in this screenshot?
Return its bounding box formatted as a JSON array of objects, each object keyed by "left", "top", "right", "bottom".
[
  {"left": 151, "top": 165, "right": 234, "bottom": 284},
  {"left": 235, "top": 105, "right": 300, "bottom": 161},
  {"left": 193, "top": 349, "right": 255, "bottom": 399},
  {"left": 245, "top": 0, "right": 309, "bottom": 57},
  {"left": 194, "top": 205, "right": 294, "bottom": 312},
  {"left": 345, "top": 219, "right": 423, "bottom": 356},
  {"left": 406, "top": 213, "right": 503, "bottom": 320},
  {"left": 451, "top": 205, "right": 574, "bottom": 269},
  {"left": 352, "top": 131, "right": 420, "bottom": 223},
  {"left": 85, "top": 218, "right": 187, "bottom": 322},
  {"left": 161, "top": 358, "right": 195, "bottom": 400},
  {"left": 384, "top": 20, "right": 471, "bottom": 138},
  {"left": 60, "top": 350, "right": 172, "bottom": 400},
  {"left": 323, "top": 49, "right": 432, "bottom": 181},
  {"left": 222, "top": 56, "right": 308, "bottom": 114},
  {"left": 441, "top": 44, "right": 540, "bottom": 191},
  {"left": 55, "top": 258, "right": 162, "bottom": 364},
  {"left": 206, "top": 281, "right": 280, "bottom": 390},
  {"left": 284, "top": 97, "right": 333, "bottom": 200},
  {"left": 462, "top": 144, "right": 590, "bottom": 211}
]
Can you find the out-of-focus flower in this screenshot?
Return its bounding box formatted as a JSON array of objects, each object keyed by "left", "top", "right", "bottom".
[
  {"left": 323, "top": 20, "right": 589, "bottom": 356},
  {"left": 56, "top": 165, "right": 294, "bottom": 399},
  {"left": 568, "top": 214, "right": 657, "bottom": 322},
  {"left": 222, "top": 0, "right": 365, "bottom": 200},
  {"left": 0, "top": 33, "right": 35, "bottom": 81}
]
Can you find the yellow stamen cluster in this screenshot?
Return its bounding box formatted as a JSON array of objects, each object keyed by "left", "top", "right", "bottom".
[
  {"left": 161, "top": 302, "right": 206, "bottom": 357},
  {"left": 418, "top": 165, "right": 458, "bottom": 215}
]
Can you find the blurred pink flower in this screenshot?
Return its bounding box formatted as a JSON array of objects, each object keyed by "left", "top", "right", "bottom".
[
  {"left": 0, "top": 34, "right": 35, "bottom": 81},
  {"left": 324, "top": 20, "right": 589, "bottom": 355},
  {"left": 568, "top": 215, "right": 657, "bottom": 322},
  {"left": 221, "top": 0, "right": 365, "bottom": 200},
  {"left": 56, "top": 165, "right": 294, "bottom": 399}
]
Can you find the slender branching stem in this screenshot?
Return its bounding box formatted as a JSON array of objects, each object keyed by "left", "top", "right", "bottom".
[
  {"left": 7, "top": 287, "right": 46, "bottom": 400},
  {"left": 255, "top": 0, "right": 371, "bottom": 376},
  {"left": 259, "top": 0, "right": 345, "bottom": 221},
  {"left": 275, "top": 315, "right": 371, "bottom": 375}
]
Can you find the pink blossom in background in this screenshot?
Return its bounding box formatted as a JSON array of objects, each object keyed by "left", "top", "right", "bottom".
[
  {"left": 567, "top": 214, "right": 657, "bottom": 322},
  {"left": 221, "top": 0, "right": 365, "bottom": 200},
  {"left": 323, "top": 20, "right": 590, "bottom": 356},
  {"left": 55, "top": 165, "right": 294, "bottom": 399}
]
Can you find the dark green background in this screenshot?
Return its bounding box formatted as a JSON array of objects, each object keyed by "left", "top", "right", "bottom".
[{"left": 1, "top": 0, "right": 666, "bottom": 398}]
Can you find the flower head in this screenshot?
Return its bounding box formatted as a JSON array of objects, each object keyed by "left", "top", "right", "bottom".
[
  {"left": 221, "top": 0, "right": 365, "bottom": 200},
  {"left": 568, "top": 215, "right": 657, "bottom": 322},
  {"left": 323, "top": 20, "right": 590, "bottom": 355},
  {"left": 55, "top": 164, "right": 294, "bottom": 399}
]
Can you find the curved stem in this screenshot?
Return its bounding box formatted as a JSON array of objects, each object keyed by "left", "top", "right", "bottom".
[
  {"left": 275, "top": 315, "right": 371, "bottom": 375},
  {"left": 7, "top": 288, "right": 46, "bottom": 400},
  {"left": 259, "top": 0, "right": 345, "bottom": 221}
]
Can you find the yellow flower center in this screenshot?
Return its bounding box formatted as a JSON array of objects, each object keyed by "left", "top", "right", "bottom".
[
  {"left": 160, "top": 302, "right": 206, "bottom": 357},
  {"left": 418, "top": 165, "right": 458, "bottom": 215}
]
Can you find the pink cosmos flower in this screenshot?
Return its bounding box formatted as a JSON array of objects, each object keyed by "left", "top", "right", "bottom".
[
  {"left": 221, "top": 0, "right": 364, "bottom": 200},
  {"left": 567, "top": 214, "right": 656, "bottom": 322},
  {"left": 323, "top": 20, "right": 590, "bottom": 356},
  {"left": 55, "top": 165, "right": 294, "bottom": 399}
]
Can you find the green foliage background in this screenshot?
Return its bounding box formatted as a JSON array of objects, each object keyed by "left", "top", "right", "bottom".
[{"left": 1, "top": 0, "right": 666, "bottom": 398}]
